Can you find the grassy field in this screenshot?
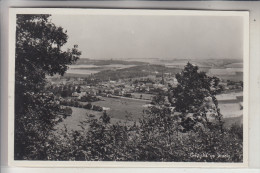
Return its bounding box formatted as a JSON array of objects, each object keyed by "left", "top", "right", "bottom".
[
  {"left": 94, "top": 97, "right": 150, "bottom": 121},
  {"left": 218, "top": 103, "right": 242, "bottom": 118},
  {"left": 54, "top": 97, "right": 150, "bottom": 133},
  {"left": 223, "top": 115, "right": 243, "bottom": 128},
  {"left": 54, "top": 105, "right": 141, "bottom": 133},
  {"left": 54, "top": 93, "right": 243, "bottom": 133},
  {"left": 54, "top": 107, "right": 103, "bottom": 132}
]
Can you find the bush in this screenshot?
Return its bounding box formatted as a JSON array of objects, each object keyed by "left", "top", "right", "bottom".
[
  {"left": 60, "top": 107, "right": 72, "bottom": 118},
  {"left": 92, "top": 105, "right": 103, "bottom": 112},
  {"left": 73, "top": 101, "right": 80, "bottom": 107},
  {"left": 43, "top": 105, "right": 242, "bottom": 162},
  {"left": 229, "top": 124, "right": 243, "bottom": 140},
  {"left": 123, "top": 93, "right": 132, "bottom": 98},
  {"left": 80, "top": 95, "right": 100, "bottom": 102},
  {"left": 83, "top": 103, "right": 92, "bottom": 109}
]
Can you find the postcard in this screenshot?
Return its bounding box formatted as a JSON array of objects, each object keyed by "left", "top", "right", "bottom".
[{"left": 8, "top": 8, "right": 249, "bottom": 167}]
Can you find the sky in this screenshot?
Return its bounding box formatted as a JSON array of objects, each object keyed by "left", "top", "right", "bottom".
[{"left": 51, "top": 13, "right": 244, "bottom": 60}]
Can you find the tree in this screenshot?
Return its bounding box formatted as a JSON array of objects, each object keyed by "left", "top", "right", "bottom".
[
  {"left": 15, "top": 14, "right": 81, "bottom": 159},
  {"left": 100, "top": 111, "right": 111, "bottom": 124},
  {"left": 76, "top": 85, "right": 81, "bottom": 93},
  {"left": 151, "top": 92, "right": 166, "bottom": 105},
  {"left": 168, "top": 62, "right": 223, "bottom": 131}
]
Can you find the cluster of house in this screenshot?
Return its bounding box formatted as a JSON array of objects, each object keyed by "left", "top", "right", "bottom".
[
  {"left": 48, "top": 71, "right": 242, "bottom": 105},
  {"left": 48, "top": 75, "right": 179, "bottom": 101}
]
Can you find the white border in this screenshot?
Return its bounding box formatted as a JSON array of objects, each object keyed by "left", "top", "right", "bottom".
[{"left": 8, "top": 8, "right": 249, "bottom": 168}]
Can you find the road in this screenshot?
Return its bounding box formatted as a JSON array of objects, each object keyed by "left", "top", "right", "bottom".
[{"left": 109, "top": 95, "right": 152, "bottom": 102}]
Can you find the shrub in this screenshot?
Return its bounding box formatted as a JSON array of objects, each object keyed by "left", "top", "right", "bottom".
[
  {"left": 92, "top": 105, "right": 103, "bottom": 112},
  {"left": 73, "top": 101, "right": 80, "bottom": 107},
  {"left": 43, "top": 105, "right": 242, "bottom": 162},
  {"left": 80, "top": 95, "right": 100, "bottom": 102},
  {"left": 83, "top": 103, "right": 92, "bottom": 109}
]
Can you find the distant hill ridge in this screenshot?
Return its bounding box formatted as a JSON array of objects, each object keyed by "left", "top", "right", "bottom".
[
  {"left": 75, "top": 58, "right": 242, "bottom": 68},
  {"left": 93, "top": 64, "right": 182, "bottom": 81},
  {"left": 75, "top": 59, "right": 148, "bottom": 66}
]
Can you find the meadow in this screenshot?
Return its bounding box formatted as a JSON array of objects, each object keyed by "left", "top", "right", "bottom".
[
  {"left": 55, "top": 91, "right": 243, "bottom": 133},
  {"left": 94, "top": 97, "right": 150, "bottom": 121}
]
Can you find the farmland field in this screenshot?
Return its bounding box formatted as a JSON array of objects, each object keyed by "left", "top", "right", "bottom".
[
  {"left": 55, "top": 92, "right": 243, "bottom": 133},
  {"left": 223, "top": 115, "right": 243, "bottom": 128},
  {"left": 218, "top": 103, "right": 242, "bottom": 118},
  {"left": 65, "top": 64, "right": 137, "bottom": 76},
  {"left": 54, "top": 106, "right": 138, "bottom": 133},
  {"left": 94, "top": 97, "right": 150, "bottom": 121},
  {"left": 54, "top": 107, "right": 103, "bottom": 132}
]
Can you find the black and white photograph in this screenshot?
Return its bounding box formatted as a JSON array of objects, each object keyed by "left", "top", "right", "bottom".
[{"left": 8, "top": 8, "right": 249, "bottom": 166}]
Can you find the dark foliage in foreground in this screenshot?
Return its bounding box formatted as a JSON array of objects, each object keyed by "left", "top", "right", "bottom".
[
  {"left": 168, "top": 62, "right": 224, "bottom": 132},
  {"left": 15, "top": 14, "right": 81, "bottom": 159},
  {"left": 44, "top": 106, "right": 243, "bottom": 162}
]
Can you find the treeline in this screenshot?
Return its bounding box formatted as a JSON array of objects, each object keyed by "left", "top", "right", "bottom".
[
  {"left": 14, "top": 14, "right": 81, "bottom": 160},
  {"left": 75, "top": 59, "right": 148, "bottom": 66},
  {"left": 60, "top": 99, "right": 103, "bottom": 112},
  {"left": 93, "top": 65, "right": 182, "bottom": 81}
]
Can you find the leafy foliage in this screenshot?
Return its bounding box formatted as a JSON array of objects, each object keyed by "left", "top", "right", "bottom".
[
  {"left": 168, "top": 62, "right": 222, "bottom": 112},
  {"left": 15, "top": 14, "right": 81, "bottom": 159},
  {"left": 168, "top": 62, "right": 224, "bottom": 131},
  {"left": 43, "top": 105, "right": 242, "bottom": 162}
]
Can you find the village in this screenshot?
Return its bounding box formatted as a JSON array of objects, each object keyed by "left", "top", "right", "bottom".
[{"left": 46, "top": 69, "right": 243, "bottom": 125}]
